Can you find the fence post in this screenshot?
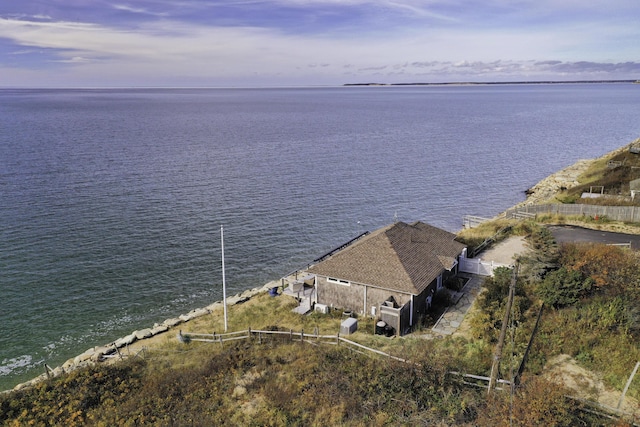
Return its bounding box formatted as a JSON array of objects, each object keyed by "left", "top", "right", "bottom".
[
  {"left": 114, "top": 344, "right": 123, "bottom": 360},
  {"left": 301, "top": 329, "right": 304, "bottom": 342},
  {"left": 618, "top": 361, "right": 640, "bottom": 410},
  {"left": 289, "top": 329, "right": 293, "bottom": 341},
  {"left": 248, "top": 327, "right": 252, "bottom": 341},
  {"left": 219, "top": 335, "right": 223, "bottom": 348}
]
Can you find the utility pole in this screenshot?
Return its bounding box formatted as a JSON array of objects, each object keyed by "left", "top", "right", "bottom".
[
  {"left": 488, "top": 263, "right": 519, "bottom": 394},
  {"left": 221, "top": 225, "right": 228, "bottom": 332}
]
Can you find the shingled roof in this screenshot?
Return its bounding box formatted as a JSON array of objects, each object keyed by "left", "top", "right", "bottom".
[{"left": 308, "top": 221, "right": 466, "bottom": 295}]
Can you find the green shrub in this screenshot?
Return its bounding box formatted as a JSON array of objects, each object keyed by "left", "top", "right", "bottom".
[{"left": 536, "top": 267, "right": 594, "bottom": 308}]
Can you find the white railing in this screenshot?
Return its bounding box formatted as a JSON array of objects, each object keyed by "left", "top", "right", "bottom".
[{"left": 459, "top": 257, "right": 510, "bottom": 276}]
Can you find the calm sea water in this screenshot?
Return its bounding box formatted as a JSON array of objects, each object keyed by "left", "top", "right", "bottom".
[{"left": 1, "top": 84, "right": 640, "bottom": 390}]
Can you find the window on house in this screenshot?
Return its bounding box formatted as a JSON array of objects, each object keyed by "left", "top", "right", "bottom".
[{"left": 327, "top": 277, "right": 350, "bottom": 286}]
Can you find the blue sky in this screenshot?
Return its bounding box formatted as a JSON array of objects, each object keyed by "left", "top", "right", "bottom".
[{"left": 0, "top": 0, "right": 639, "bottom": 87}]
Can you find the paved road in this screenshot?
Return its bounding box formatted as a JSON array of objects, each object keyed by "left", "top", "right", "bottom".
[{"left": 547, "top": 225, "right": 640, "bottom": 250}]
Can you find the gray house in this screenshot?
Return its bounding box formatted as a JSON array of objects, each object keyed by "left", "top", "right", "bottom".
[{"left": 306, "top": 221, "right": 466, "bottom": 335}]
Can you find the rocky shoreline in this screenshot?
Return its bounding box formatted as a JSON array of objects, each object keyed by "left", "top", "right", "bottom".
[
  {"left": 510, "top": 143, "right": 632, "bottom": 209},
  {"left": 6, "top": 281, "right": 279, "bottom": 393}
]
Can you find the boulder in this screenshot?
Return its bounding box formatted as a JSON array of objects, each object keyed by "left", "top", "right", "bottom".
[
  {"left": 227, "top": 295, "right": 249, "bottom": 305},
  {"left": 150, "top": 324, "right": 169, "bottom": 335},
  {"left": 179, "top": 313, "right": 193, "bottom": 322},
  {"left": 163, "top": 317, "right": 184, "bottom": 328},
  {"left": 134, "top": 328, "right": 153, "bottom": 340},
  {"left": 13, "top": 382, "right": 28, "bottom": 392},
  {"left": 74, "top": 348, "right": 96, "bottom": 365},
  {"left": 188, "top": 307, "right": 210, "bottom": 319},
  {"left": 62, "top": 358, "right": 76, "bottom": 370},
  {"left": 206, "top": 302, "right": 223, "bottom": 311},
  {"left": 114, "top": 333, "right": 137, "bottom": 348},
  {"left": 85, "top": 346, "right": 116, "bottom": 363}
]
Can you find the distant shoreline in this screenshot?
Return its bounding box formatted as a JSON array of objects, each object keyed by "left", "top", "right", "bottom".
[{"left": 344, "top": 79, "right": 639, "bottom": 87}]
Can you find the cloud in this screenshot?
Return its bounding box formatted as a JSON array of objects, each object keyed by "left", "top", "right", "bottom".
[
  {"left": 10, "top": 49, "right": 39, "bottom": 55},
  {"left": 55, "top": 56, "right": 92, "bottom": 63},
  {"left": 113, "top": 4, "right": 170, "bottom": 17},
  {"left": 0, "top": 0, "right": 639, "bottom": 88},
  {"left": 388, "top": 60, "right": 640, "bottom": 81}
]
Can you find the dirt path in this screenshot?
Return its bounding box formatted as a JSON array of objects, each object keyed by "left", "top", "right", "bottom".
[{"left": 545, "top": 354, "right": 640, "bottom": 417}]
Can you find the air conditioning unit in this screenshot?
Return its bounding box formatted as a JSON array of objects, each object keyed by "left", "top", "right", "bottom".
[{"left": 314, "top": 303, "right": 329, "bottom": 314}]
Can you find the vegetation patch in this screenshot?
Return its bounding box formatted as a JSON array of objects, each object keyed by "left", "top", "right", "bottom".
[
  {"left": 3, "top": 221, "right": 640, "bottom": 425},
  {"left": 557, "top": 146, "right": 640, "bottom": 205}
]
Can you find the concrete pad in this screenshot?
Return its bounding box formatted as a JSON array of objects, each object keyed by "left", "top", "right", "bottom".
[{"left": 478, "top": 236, "right": 528, "bottom": 265}]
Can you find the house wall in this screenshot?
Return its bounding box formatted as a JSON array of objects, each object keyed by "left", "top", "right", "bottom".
[
  {"left": 317, "top": 272, "right": 449, "bottom": 334},
  {"left": 316, "top": 275, "right": 412, "bottom": 316},
  {"left": 316, "top": 276, "right": 364, "bottom": 313},
  {"left": 413, "top": 277, "right": 439, "bottom": 318}
]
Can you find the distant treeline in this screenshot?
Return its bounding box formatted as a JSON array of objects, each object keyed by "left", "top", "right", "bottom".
[{"left": 344, "top": 80, "right": 638, "bottom": 86}]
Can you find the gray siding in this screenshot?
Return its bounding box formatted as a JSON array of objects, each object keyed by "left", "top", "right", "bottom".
[
  {"left": 316, "top": 273, "right": 444, "bottom": 332},
  {"left": 316, "top": 275, "right": 414, "bottom": 316},
  {"left": 316, "top": 276, "right": 364, "bottom": 313}
]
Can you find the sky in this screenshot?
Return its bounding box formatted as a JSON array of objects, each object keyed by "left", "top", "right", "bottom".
[{"left": 0, "top": 0, "right": 639, "bottom": 87}]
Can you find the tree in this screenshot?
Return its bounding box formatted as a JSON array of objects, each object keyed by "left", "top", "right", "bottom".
[
  {"left": 536, "top": 267, "right": 594, "bottom": 309},
  {"left": 520, "top": 226, "right": 560, "bottom": 281}
]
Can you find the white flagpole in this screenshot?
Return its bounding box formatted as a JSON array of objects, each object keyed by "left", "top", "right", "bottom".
[{"left": 221, "top": 225, "right": 228, "bottom": 332}]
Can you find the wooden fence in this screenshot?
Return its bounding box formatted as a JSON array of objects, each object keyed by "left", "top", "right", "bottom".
[
  {"left": 179, "top": 328, "right": 411, "bottom": 364},
  {"left": 178, "top": 330, "right": 511, "bottom": 391},
  {"left": 505, "top": 204, "right": 640, "bottom": 223},
  {"left": 462, "top": 215, "right": 493, "bottom": 229},
  {"left": 165, "top": 328, "right": 640, "bottom": 423}
]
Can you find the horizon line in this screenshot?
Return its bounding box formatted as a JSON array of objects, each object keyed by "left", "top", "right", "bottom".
[{"left": 0, "top": 79, "right": 638, "bottom": 90}]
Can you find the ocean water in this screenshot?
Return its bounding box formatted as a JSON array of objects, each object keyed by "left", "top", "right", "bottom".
[{"left": 1, "top": 84, "right": 639, "bottom": 390}]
